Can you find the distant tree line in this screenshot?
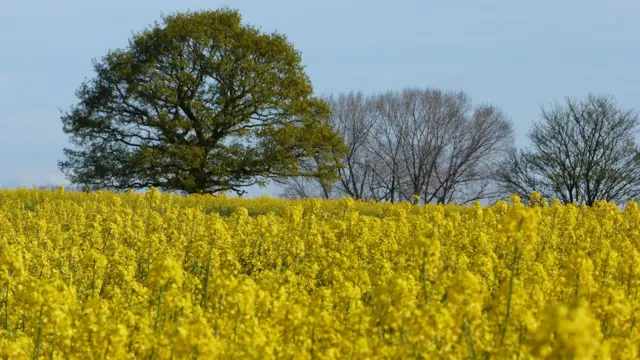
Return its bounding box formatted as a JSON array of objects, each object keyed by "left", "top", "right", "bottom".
[
  {"left": 281, "top": 91, "right": 640, "bottom": 206},
  {"left": 56, "top": 8, "right": 640, "bottom": 206}
]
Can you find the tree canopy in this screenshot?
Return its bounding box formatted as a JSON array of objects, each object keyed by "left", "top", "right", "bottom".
[{"left": 59, "top": 8, "right": 345, "bottom": 195}]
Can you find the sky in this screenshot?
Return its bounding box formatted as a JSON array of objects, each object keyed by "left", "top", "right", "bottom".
[{"left": 1, "top": 0, "right": 638, "bottom": 196}]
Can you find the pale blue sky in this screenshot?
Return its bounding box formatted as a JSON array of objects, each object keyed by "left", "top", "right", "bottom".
[{"left": 1, "top": 0, "right": 638, "bottom": 196}]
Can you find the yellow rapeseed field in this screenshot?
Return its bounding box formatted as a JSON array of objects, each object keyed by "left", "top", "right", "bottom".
[{"left": 1, "top": 188, "right": 640, "bottom": 359}]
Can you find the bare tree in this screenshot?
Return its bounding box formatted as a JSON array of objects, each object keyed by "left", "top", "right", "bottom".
[
  {"left": 278, "top": 176, "right": 328, "bottom": 199},
  {"left": 281, "top": 87, "right": 515, "bottom": 205},
  {"left": 495, "top": 93, "right": 640, "bottom": 206},
  {"left": 279, "top": 91, "right": 375, "bottom": 200},
  {"left": 392, "top": 89, "right": 471, "bottom": 203},
  {"left": 367, "top": 91, "right": 408, "bottom": 202},
  {"left": 493, "top": 149, "right": 546, "bottom": 202},
  {"left": 326, "top": 92, "right": 378, "bottom": 200},
  {"left": 430, "top": 104, "right": 514, "bottom": 204},
  {"left": 278, "top": 149, "right": 337, "bottom": 199},
  {"left": 373, "top": 88, "right": 513, "bottom": 205}
]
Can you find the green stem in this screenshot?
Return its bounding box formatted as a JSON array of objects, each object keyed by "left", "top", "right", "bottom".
[
  {"left": 34, "top": 305, "right": 44, "bottom": 360},
  {"left": 103, "top": 335, "right": 111, "bottom": 360},
  {"left": 4, "top": 285, "right": 9, "bottom": 330},
  {"left": 91, "top": 260, "right": 97, "bottom": 298},
  {"left": 499, "top": 246, "right": 519, "bottom": 347},
  {"left": 200, "top": 239, "right": 214, "bottom": 309},
  {"left": 50, "top": 326, "right": 56, "bottom": 360},
  {"left": 463, "top": 316, "right": 478, "bottom": 360},
  {"left": 154, "top": 285, "right": 165, "bottom": 331},
  {"left": 234, "top": 305, "right": 240, "bottom": 341}
]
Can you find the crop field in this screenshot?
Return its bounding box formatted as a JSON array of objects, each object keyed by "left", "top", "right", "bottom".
[{"left": 1, "top": 188, "right": 640, "bottom": 359}]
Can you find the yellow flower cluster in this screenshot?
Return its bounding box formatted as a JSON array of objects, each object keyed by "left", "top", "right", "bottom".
[{"left": 1, "top": 188, "right": 640, "bottom": 359}]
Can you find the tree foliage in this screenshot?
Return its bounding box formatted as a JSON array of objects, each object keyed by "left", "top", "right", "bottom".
[
  {"left": 495, "top": 93, "right": 640, "bottom": 205},
  {"left": 59, "top": 8, "right": 345, "bottom": 195}
]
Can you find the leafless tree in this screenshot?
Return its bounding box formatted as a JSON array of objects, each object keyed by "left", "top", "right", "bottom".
[
  {"left": 278, "top": 151, "right": 336, "bottom": 199},
  {"left": 494, "top": 93, "right": 640, "bottom": 205},
  {"left": 372, "top": 88, "right": 514, "bottom": 204},
  {"left": 279, "top": 91, "right": 374, "bottom": 200},
  {"left": 325, "top": 92, "right": 378, "bottom": 200},
  {"left": 278, "top": 176, "right": 327, "bottom": 199},
  {"left": 391, "top": 89, "right": 471, "bottom": 203},
  {"left": 281, "top": 87, "right": 515, "bottom": 204},
  {"left": 367, "top": 91, "right": 408, "bottom": 202},
  {"left": 429, "top": 104, "right": 514, "bottom": 204}
]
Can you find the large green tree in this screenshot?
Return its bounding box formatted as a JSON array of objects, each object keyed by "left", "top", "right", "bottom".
[{"left": 59, "top": 8, "right": 345, "bottom": 195}]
